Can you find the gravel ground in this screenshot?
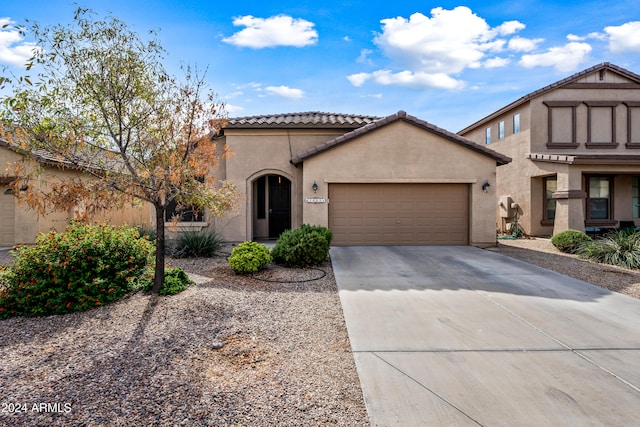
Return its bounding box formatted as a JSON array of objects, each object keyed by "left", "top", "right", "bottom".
[
  {"left": 492, "top": 237, "right": 640, "bottom": 299},
  {"left": 0, "top": 248, "right": 369, "bottom": 426},
  {"left": 2, "top": 238, "right": 640, "bottom": 426}
]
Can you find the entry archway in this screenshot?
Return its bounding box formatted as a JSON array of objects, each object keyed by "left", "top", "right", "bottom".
[{"left": 252, "top": 174, "right": 291, "bottom": 239}]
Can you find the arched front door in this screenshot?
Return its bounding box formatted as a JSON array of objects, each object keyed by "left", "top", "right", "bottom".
[{"left": 253, "top": 174, "right": 291, "bottom": 239}]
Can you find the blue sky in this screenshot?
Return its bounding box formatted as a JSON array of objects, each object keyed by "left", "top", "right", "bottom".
[{"left": 2, "top": 0, "right": 640, "bottom": 131}]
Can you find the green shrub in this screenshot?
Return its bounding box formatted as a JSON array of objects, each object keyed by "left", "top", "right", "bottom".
[
  {"left": 271, "top": 224, "right": 331, "bottom": 267},
  {"left": 0, "top": 222, "right": 154, "bottom": 318},
  {"left": 135, "top": 224, "right": 157, "bottom": 242},
  {"left": 159, "top": 267, "right": 193, "bottom": 295},
  {"left": 578, "top": 230, "right": 640, "bottom": 269},
  {"left": 551, "top": 229, "right": 592, "bottom": 253},
  {"left": 228, "top": 241, "right": 271, "bottom": 274},
  {"left": 172, "top": 229, "right": 223, "bottom": 258}
]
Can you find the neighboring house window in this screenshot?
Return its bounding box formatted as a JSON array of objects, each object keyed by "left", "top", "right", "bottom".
[
  {"left": 544, "top": 176, "right": 557, "bottom": 222},
  {"left": 165, "top": 177, "right": 206, "bottom": 222},
  {"left": 623, "top": 102, "right": 640, "bottom": 147},
  {"left": 586, "top": 176, "right": 612, "bottom": 222},
  {"left": 634, "top": 176, "right": 640, "bottom": 218},
  {"left": 485, "top": 127, "right": 491, "bottom": 144},
  {"left": 585, "top": 101, "right": 619, "bottom": 148},
  {"left": 543, "top": 101, "right": 580, "bottom": 148},
  {"left": 165, "top": 200, "right": 205, "bottom": 222},
  {"left": 498, "top": 121, "right": 505, "bottom": 140},
  {"left": 513, "top": 113, "right": 520, "bottom": 134}
]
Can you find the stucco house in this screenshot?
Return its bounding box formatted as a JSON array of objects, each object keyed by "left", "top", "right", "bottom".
[
  {"left": 0, "top": 139, "right": 150, "bottom": 246},
  {"left": 214, "top": 110, "right": 510, "bottom": 247},
  {"left": 459, "top": 62, "right": 640, "bottom": 237}
]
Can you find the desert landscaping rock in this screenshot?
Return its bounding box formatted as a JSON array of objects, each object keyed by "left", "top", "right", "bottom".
[
  {"left": 1, "top": 238, "right": 639, "bottom": 426},
  {"left": 0, "top": 251, "right": 369, "bottom": 426}
]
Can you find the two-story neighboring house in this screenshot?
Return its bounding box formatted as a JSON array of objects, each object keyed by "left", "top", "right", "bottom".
[{"left": 459, "top": 62, "right": 640, "bottom": 237}]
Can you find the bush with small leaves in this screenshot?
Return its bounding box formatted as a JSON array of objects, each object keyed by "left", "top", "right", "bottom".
[
  {"left": 228, "top": 241, "right": 272, "bottom": 274},
  {"left": 0, "top": 222, "right": 154, "bottom": 318},
  {"left": 271, "top": 224, "right": 331, "bottom": 267},
  {"left": 160, "top": 267, "right": 194, "bottom": 295},
  {"left": 551, "top": 229, "right": 592, "bottom": 253}
]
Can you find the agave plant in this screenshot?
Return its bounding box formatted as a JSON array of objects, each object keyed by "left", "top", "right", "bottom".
[{"left": 578, "top": 230, "right": 640, "bottom": 269}]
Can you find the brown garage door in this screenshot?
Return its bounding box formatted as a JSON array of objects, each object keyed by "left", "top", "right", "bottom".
[{"left": 329, "top": 183, "right": 469, "bottom": 246}]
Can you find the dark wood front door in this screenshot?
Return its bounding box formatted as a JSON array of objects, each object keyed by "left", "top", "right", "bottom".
[{"left": 268, "top": 175, "right": 291, "bottom": 238}]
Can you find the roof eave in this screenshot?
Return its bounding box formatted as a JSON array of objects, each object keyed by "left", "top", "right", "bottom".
[
  {"left": 292, "top": 110, "right": 512, "bottom": 166},
  {"left": 459, "top": 62, "right": 640, "bottom": 135}
]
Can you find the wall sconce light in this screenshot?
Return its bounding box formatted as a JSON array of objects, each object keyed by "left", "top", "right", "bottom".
[
  {"left": 482, "top": 182, "right": 491, "bottom": 192},
  {"left": 312, "top": 181, "right": 319, "bottom": 193}
]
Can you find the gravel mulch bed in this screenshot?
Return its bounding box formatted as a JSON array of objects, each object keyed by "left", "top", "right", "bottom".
[
  {"left": 492, "top": 238, "right": 640, "bottom": 299},
  {"left": 0, "top": 248, "right": 369, "bottom": 426}
]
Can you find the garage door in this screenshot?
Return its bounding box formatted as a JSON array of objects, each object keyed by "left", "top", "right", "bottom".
[
  {"left": 0, "top": 188, "right": 15, "bottom": 246},
  {"left": 328, "top": 183, "right": 468, "bottom": 246}
]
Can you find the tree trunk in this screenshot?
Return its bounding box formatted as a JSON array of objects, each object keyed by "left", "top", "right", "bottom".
[{"left": 152, "top": 203, "right": 166, "bottom": 294}]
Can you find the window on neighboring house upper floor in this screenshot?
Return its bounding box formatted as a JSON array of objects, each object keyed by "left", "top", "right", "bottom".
[
  {"left": 633, "top": 177, "right": 640, "bottom": 218},
  {"left": 499, "top": 121, "right": 505, "bottom": 140},
  {"left": 586, "top": 175, "right": 613, "bottom": 223},
  {"left": 543, "top": 101, "right": 580, "bottom": 148},
  {"left": 585, "top": 101, "right": 619, "bottom": 148},
  {"left": 624, "top": 102, "right": 640, "bottom": 147},
  {"left": 485, "top": 127, "right": 491, "bottom": 144},
  {"left": 543, "top": 176, "right": 557, "bottom": 222},
  {"left": 513, "top": 113, "right": 520, "bottom": 134}
]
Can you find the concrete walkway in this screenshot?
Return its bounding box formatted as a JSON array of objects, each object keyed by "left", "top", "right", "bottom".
[{"left": 331, "top": 246, "right": 640, "bottom": 426}]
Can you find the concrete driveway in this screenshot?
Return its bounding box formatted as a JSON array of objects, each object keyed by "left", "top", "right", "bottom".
[{"left": 331, "top": 246, "right": 640, "bottom": 426}]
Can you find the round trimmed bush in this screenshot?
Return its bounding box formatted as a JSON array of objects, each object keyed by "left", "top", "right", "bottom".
[
  {"left": 228, "top": 241, "right": 271, "bottom": 274},
  {"left": 271, "top": 224, "right": 331, "bottom": 267},
  {"left": 0, "top": 222, "right": 154, "bottom": 318},
  {"left": 551, "top": 229, "right": 592, "bottom": 253}
]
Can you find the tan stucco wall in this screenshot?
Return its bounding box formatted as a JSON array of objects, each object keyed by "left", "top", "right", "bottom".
[
  {"left": 221, "top": 129, "right": 348, "bottom": 241},
  {"left": 301, "top": 121, "right": 501, "bottom": 247},
  {"left": 0, "top": 147, "right": 152, "bottom": 245}
]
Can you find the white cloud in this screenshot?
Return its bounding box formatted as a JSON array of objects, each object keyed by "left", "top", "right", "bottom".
[
  {"left": 567, "top": 32, "right": 607, "bottom": 42},
  {"left": 349, "top": 69, "right": 464, "bottom": 90},
  {"left": 483, "top": 57, "right": 510, "bottom": 68},
  {"left": 350, "top": 6, "right": 527, "bottom": 90},
  {"left": 225, "top": 103, "right": 245, "bottom": 115},
  {"left": 265, "top": 85, "right": 304, "bottom": 99},
  {"left": 519, "top": 42, "right": 592, "bottom": 72},
  {"left": 492, "top": 20, "right": 526, "bottom": 37},
  {"left": 0, "top": 18, "right": 38, "bottom": 66},
  {"left": 605, "top": 21, "right": 640, "bottom": 53},
  {"left": 223, "top": 15, "right": 318, "bottom": 48},
  {"left": 508, "top": 36, "right": 544, "bottom": 52},
  {"left": 374, "top": 7, "right": 525, "bottom": 75},
  {"left": 346, "top": 72, "right": 370, "bottom": 87},
  {"left": 357, "top": 48, "right": 374, "bottom": 65},
  {"left": 343, "top": 36, "right": 352, "bottom": 42}
]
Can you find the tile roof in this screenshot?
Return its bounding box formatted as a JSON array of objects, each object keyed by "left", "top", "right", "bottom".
[
  {"left": 290, "top": 110, "right": 511, "bottom": 166},
  {"left": 226, "top": 111, "right": 381, "bottom": 129},
  {"left": 458, "top": 62, "right": 640, "bottom": 134}
]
